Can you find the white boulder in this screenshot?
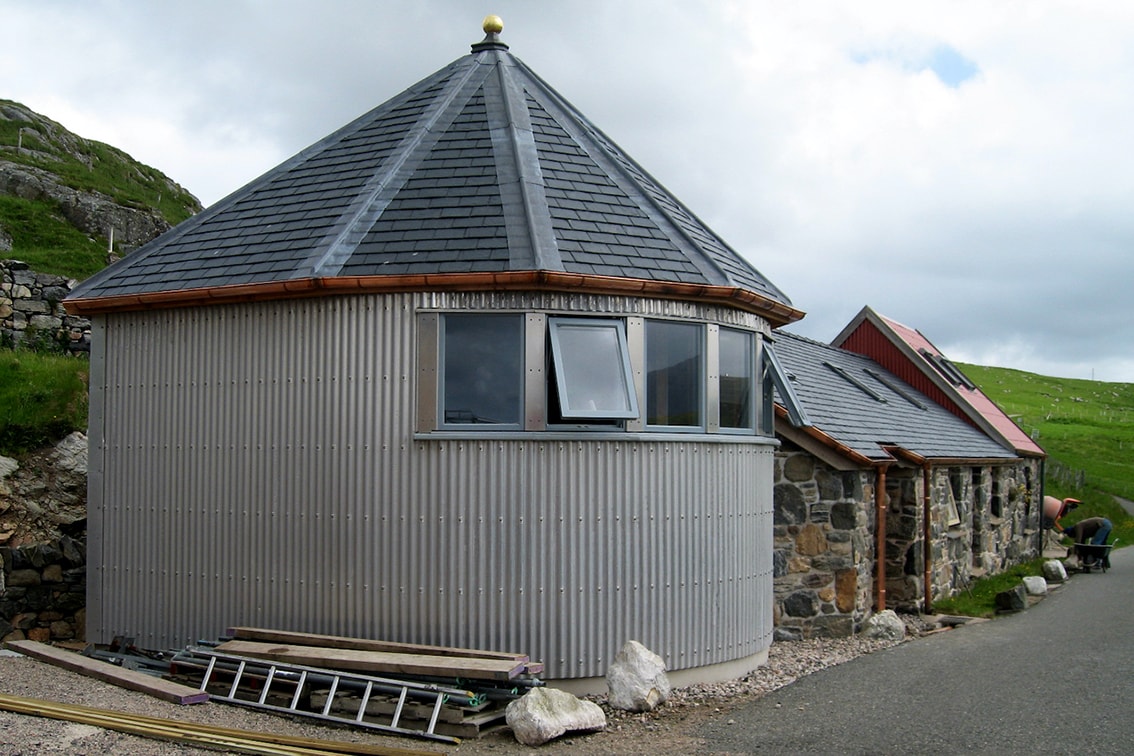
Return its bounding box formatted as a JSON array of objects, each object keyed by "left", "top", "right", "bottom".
[
  {"left": 606, "top": 640, "right": 671, "bottom": 712},
  {"left": 505, "top": 687, "right": 605, "bottom": 746}
]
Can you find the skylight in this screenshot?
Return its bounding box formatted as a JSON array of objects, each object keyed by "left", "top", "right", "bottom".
[
  {"left": 865, "top": 368, "right": 927, "bottom": 410},
  {"left": 823, "top": 361, "right": 886, "bottom": 402}
]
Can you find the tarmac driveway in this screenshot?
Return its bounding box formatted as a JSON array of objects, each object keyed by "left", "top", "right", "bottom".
[{"left": 699, "top": 546, "right": 1134, "bottom": 754}]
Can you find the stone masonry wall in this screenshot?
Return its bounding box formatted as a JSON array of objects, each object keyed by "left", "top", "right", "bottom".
[
  {"left": 883, "top": 460, "right": 1042, "bottom": 612},
  {"left": 0, "top": 537, "right": 86, "bottom": 643},
  {"left": 772, "top": 441, "right": 875, "bottom": 639},
  {"left": 1, "top": 259, "right": 91, "bottom": 353},
  {"left": 775, "top": 439, "right": 1044, "bottom": 632}
]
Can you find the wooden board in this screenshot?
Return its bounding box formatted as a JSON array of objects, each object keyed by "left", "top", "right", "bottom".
[
  {"left": 227, "top": 626, "right": 530, "bottom": 662},
  {"left": 4, "top": 640, "right": 209, "bottom": 705},
  {"left": 214, "top": 639, "right": 526, "bottom": 682}
]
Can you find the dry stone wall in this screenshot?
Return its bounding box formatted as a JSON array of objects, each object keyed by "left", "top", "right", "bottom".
[
  {"left": 0, "top": 433, "right": 88, "bottom": 644},
  {"left": 1, "top": 259, "right": 91, "bottom": 352}
]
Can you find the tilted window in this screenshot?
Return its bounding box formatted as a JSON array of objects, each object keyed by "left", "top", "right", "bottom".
[
  {"left": 548, "top": 317, "right": 638, "bottom": 421},
  {"left": 441, "top": 314, "right": 523, "bottom": 427},
  {"left": 646, "top": 320, "right": 703, "bottom": 429}
]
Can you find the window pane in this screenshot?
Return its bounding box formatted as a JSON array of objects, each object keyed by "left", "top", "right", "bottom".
[
  {"left": 646, "top": 320, "right": 702, "bottom": 427},
  {"left": 719, "top": 328, "right": 753, "bottom": 429},
  {"left": 549, "top": 319, "right": 637, "bottom": 419},
  {"left": 442, "top": 314, "right": 522, "bottom": 425}
]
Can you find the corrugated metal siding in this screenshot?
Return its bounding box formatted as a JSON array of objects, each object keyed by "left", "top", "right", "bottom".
[{"left": 88, "top": 294, "right": 775, "bottom": 679}]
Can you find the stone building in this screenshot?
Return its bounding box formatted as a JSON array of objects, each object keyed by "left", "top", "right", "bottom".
[{"left": 770, "top": 330, "right": 1042, "bottom": 638}]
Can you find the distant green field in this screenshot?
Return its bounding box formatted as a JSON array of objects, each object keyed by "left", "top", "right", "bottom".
[{"left": 958, "top": 363, "right": 1134, "bottom": 547}]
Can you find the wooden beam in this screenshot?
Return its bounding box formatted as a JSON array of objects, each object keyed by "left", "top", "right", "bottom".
[
  {"left": 215, "top": 640, "right": 526, "bottom": 682},
  {"left": 4, "top": 640, "right": 208, "bottom": 705},
  {"left": 0, "top": 692, "right": 440, "bottom": 755},
  {"left": 227, "top": 626, "right": 529, "bottom": 662}
]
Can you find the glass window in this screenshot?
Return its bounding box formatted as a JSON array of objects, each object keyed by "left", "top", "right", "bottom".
[
  {"left": 646, "top": 320, "right": 702, "bottom": 428},
  {"left": 441, "top": 314, "right": 523, "bottom": 426},
  {"left": 548, "top": 318, "right": 638, "bottom": 420},
  {"left": 719, "top": 328, "right": 754, "bottom": 430}
]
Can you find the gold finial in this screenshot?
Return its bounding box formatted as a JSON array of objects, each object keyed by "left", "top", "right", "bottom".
[{"left": 483, "top": 15, "right": 503, "bottom": 35}]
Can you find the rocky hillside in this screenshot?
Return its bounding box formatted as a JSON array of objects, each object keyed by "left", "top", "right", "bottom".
[{"left": 0, "top": 99, "right": 202, "bottom": 279}]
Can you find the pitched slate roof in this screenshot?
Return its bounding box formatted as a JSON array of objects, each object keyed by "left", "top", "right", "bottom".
[
  {"left": 66, "top": 21, "right": 800, "bottom": 325},
  {"left": 772, "top": 331, "right": 1018, "bottom": 463},
  {"left": 831, "top": 306, "right": 1045, "bottom": 458}
]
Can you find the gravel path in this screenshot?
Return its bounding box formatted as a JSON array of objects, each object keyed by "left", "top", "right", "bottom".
[{"left": 0, "top": 633, "right": 906, "bottom": 755}]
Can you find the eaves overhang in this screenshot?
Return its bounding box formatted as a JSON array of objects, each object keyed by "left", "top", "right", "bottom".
[{"left": 64, "top": 270, "right": 806, "bottom": 326}]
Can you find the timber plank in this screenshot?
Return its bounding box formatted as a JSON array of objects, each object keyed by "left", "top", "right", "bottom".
[
  {"left": 4, "top": 640, "right": 209, "bottom": 705},
  {"left": 227, "top": 626, "right": 530, "bottom": 662},
  {"left": 214, "top": 640, "right": 525, "bottom": 681}
]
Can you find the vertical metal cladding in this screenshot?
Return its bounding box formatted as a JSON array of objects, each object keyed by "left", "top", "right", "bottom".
[{"left": 90, "top": 293, "right": 775, "bottom": 679}]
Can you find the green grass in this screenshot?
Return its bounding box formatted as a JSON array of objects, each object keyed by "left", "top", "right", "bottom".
[
  {"left": 0, "top": 195, "right": 109, "bottom": 278},
  {"left": 1, "top": 99, "right": 201, "bottom": 280},
  {"left": 957, "top": 363, "right": 1134, "bottom": 548},
  {"left": 933, "top": 559, "right": 1047, "bottom": 618},
  {"left": 0, "top": 350, "right": 89, "bottom": 454}
]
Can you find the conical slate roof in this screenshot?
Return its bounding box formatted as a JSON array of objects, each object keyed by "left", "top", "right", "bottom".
[{"left": 67, "top": 20, "right": 800, "bottom": 325}]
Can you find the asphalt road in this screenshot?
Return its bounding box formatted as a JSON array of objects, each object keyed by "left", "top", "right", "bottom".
[{"left": 699, "top": 547, "right": 1134, "bottom": 754}]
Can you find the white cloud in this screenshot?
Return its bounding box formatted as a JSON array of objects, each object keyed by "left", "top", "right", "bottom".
[{"left": 3, "top": 0, "right": 1134, "bottom": 381}]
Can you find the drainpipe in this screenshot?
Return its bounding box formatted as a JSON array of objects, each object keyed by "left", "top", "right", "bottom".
[
  {"left": 875, "top": 464, "right": 888, "bottom": 612},
  {"left": 922, "top": 463, "right": 933, "bottom": 615}
]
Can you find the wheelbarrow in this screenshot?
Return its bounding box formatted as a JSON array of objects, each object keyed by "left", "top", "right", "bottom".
[{"left": 1069, "top": 539, "right": 1117, "bottom": 573}]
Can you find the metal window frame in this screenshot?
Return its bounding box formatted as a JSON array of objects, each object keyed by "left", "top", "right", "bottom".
[
  {"left": 547, "top": 316, "right": 639, "bottom": 420},
  {"left": 764, "top": 342, "right": 811, "bottom": 428},
  {"left": 437, "top": 312, "right": 525, "bottom": 429},
  {"left": 645, "top": 319, "right": 706, "bottom": 431},
  {"left": 717, "top": 326, "right": 756, "bottom": 433}
]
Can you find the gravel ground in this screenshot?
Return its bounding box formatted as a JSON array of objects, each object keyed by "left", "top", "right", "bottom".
[{"left": 0, "top": 632, "right": 909, "bottom": 755}]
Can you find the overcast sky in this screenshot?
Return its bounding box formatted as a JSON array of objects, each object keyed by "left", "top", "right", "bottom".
[{"left": 5, "top": 1, "right": 1133, "bottom": 381}]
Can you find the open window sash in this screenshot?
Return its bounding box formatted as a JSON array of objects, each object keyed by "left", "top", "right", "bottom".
[{"left": 548, "top": 317, "right": 639, "bottom": 420}]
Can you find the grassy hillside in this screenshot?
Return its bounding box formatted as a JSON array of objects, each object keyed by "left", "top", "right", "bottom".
[
  {"left": 957, "top": 362, "right": 1134, "bottom": 546},
  {"left": 0, "top": 98, "right": 201, "bottom": 279}
]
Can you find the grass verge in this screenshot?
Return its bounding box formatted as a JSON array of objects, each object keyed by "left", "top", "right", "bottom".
[{"left": 932, "top": 559, "right": 1047, "bottom": 618}]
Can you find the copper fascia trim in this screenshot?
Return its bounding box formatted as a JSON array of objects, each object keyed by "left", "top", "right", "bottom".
[
  {"left": 774, "top": 405, "right": 879, "bottom": 468},
  {"left": 64, "top": 271, "right": 807, "bottom": 326}
]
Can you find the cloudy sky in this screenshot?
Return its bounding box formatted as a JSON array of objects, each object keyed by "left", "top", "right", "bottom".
[{"left": 5, "top": 1, "right": 1133, "bottom": 381}]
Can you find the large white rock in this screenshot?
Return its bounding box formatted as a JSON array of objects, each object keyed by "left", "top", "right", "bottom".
[
  {"left": 1023, "top": 575, "right": 1048, "bottom": 596},
  {"left": 1043, "top": 559, "right": 1068, "bottom": 583},
  {"left": 505, "top": 687, "right": 605, "bottom": 746},
  {"left": 863, "top": 609, "right": 906, "bottom": 641},
  {"left": 606, "top": 640, "right": 671, "bottom": 712}
]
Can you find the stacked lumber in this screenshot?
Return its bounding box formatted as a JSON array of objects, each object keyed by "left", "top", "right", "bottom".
[{"left": 179, "top": 627, "right": 545, "bottom": 738}]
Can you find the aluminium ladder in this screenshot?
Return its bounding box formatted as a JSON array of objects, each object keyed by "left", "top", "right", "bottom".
[{"left": 175, "top": 647, "right": 483, "bottom": 744}]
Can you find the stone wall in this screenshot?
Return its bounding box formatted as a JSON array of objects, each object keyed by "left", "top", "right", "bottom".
[
  {"left": 772, "top": 442, "right": 876, "bottom": 639},
  {"left": 774, "top": 439, "right": 1044, "bottom": 635},
  {"left": 1, "top": 259, "right": 91, "bottom": 353},
  {"left": 0, "top": 432, "right": 88, "bottom": 643},
  {"left": 0, "top": 537, "right": 86, "bottom": 643}
]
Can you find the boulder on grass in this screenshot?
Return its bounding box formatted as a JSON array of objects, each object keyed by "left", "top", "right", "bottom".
[
  {"left": 1022, "top": 576, "right": 1048, "bottom": 596},
  {"left": 1043, "top": 560, "right": 1067, "bottom": 583},
  {"left": 995, "top": 584, "right": 1027, "bottom": 613},
  {"left": 505, "top": 687, "right": 605, "bottom": 746},
  {"left": 606, "top": 640, "right": 671, "bottom": 712}
]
